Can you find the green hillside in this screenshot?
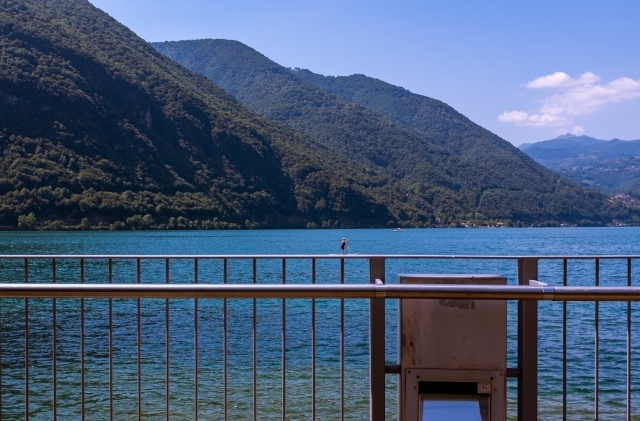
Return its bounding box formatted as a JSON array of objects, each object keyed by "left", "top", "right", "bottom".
[
  {"left": 294, "top": 70, "right": 552, "bottom": 185},
  {"left": 154, "top": 39, "right": 629, "bottom": 226},
  {"left": 0, "top": 0, "right": 409, "bottom": 229}
]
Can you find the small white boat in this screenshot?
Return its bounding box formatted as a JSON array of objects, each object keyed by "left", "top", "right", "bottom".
[{"left": 392, "top": 228, "right": 405, "bottom": 232}]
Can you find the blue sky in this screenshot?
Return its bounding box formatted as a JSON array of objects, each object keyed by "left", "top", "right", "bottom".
[{"left": 89, "top": 0, "right": 640, "bottom": 146}]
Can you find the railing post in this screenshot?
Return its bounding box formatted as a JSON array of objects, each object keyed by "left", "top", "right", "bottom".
[
  {"left": 369, "top": 257, "right": 386, "bottom": 421},
  {"left": 518, "top": 258, "right": 538, "bottom": 421}
]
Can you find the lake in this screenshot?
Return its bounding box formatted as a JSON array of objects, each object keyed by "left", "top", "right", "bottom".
[{"left": 1, "top": 227, "right": 640, "bottom": 420}]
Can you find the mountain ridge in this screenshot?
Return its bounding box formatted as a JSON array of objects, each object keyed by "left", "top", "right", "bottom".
[
  {"left": 519, "top": 135, "right": 640, "bottom": 197},
  {"left": 0, "top": 3, "right": 631, "bottom": 229},
  {"left": 291, "top": 68, "right": 548, "bottom": 185},
  {"left": 0, "top": 0, "right": 408, "bottom": 229},
  {"left": 153, "top": 38, "right": 627, "bottom": 225},
  {"left": 520, "top": 134, "right": 640, "bottom": 157}
]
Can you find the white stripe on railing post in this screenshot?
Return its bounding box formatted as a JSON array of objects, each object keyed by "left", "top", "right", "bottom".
[
  {"left": 518, "top": 258, "right": 538, "bottom": 421},
  {"left": 369, "top": 257, "right": 385, "bottom": 421}
]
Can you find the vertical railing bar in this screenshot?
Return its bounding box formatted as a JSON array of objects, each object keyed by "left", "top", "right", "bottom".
[
  {"left": 108, "top": 258, "right": 113, "bottom": 421},
  {"left": 0, "top": 260, "right": 2, "bottom": 418},
  {"left": 223, "top": 258, "right": 228, "bottom": 421},
  {"left": 340, "top": 258, "right": 345, "bottom": 421},
  {"left": 13, "top": 254, "right": 638, "bottom": 420},
  {"left": 517, "top": 258, "right": 538, "bottom": 421},
  {"left": 369, "top": 258, "right": 386, "bottom": 421},
  {"left": 81, "top": 259, "right": 85, "bottom": 421},
  {"left": 52, "top": 258, "right": 57, "bottom": 421},
  {"left": 627, "top": 258, "right": 632, "bottom": 421},
  {"left": 194, "top": 258, "right": 199, "bottom": 421},
  {"left": 137, "top": 259, "right": 142, "bottom": 421},
  {"left": 24, "top": 258, "right": 29, "bottom": 421},
  {"left": 312, "top": 258, "right": 316, "bottom": 421},
  {"left": 595, "top": 258, "right": 599, "bottom": 420},
  {"left": 282, "top": 258, "right": 286, "bottom": 421},
  {"left": 562, "top": 259, "right": 567, "bottom": 421},
  {"left": 165, "top": 258, "right": 170, "bottom": 421},
  {"left": 253, "top": 258, "right": 257, "bottom": 421}
]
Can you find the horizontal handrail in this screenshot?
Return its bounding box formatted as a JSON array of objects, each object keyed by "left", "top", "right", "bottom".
[
  {"left": 2, "top": 283, "right": 640, "bottom": 300},
  {"left": 0, "top": 255, "right": 635, "bottom": 420},
  {"left": 1, "top": 254, "right": 640, "bottom": 259}
]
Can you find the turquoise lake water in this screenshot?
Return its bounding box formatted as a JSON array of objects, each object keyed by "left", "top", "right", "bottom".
[{"left": 1, "top": 227, "right": 640, "bottom": 420}]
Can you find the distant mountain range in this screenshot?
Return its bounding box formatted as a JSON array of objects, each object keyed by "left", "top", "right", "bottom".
[
  {"left": 520, "top": 135, "right": 640, "bottom": 196},
  {"left": 0, "top": 0, "right": 633, "bottom": 229},
  {"left": 153, "top": 39, "right": 627, "bottom": 226}
]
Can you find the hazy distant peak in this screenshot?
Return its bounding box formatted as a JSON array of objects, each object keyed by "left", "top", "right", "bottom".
[
  {"left": 521, "top": 134, "right": 640, "bottom": 159},
  {"left": 553, "top": 133, "right": 602, "bottom": 143},
  {"left": 550, "top": 133, "right": 638, "bottom": 143}
]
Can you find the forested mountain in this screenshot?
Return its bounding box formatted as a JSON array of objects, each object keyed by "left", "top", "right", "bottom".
[
  {"left": 520, "top": 135, "right": 640, "bottom": 196},
  {"left": 311, "top": 72, "right": 640, "bottom": 202},
  {"left": 154, "top": 39, "right": 629, "bottom": 226},
  {"left": 0, "top": 0, "right": 632, "bottom": 230},
  {"left": 0, "top": 0, "right": 416, "bottom": 229},
  {"left": 293, "top": 69, "right": 538, "bottom": 172}
]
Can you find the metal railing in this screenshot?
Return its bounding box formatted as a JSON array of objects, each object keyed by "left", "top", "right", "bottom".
[{"left": 0, "top": 254, "right": 639, "bottom": 420}]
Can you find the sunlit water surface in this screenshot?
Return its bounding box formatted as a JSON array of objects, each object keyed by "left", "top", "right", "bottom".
[{"left": 1, "top": 227, "right": 640, "bottom": 420}]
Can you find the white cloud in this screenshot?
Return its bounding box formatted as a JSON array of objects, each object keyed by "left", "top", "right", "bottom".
[
  {"left": 570, "top": 126, "right": 585, "bottom": 135},
  {"left": 526, "top": 71, "right": 600, "bottom": 89},
  {"left": 497, "top": 110, "right": 528, "bottom": 123},
  {"left": 499, "top": 72, "right": 640, "bottom": 129},
  {"left": 498, "top": 111, "right": 568, "bottom": 127}
]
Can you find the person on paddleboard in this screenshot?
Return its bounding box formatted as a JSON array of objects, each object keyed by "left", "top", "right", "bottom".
[{"left": 341, "top": 238, "right": 348, "bottom": 254}]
